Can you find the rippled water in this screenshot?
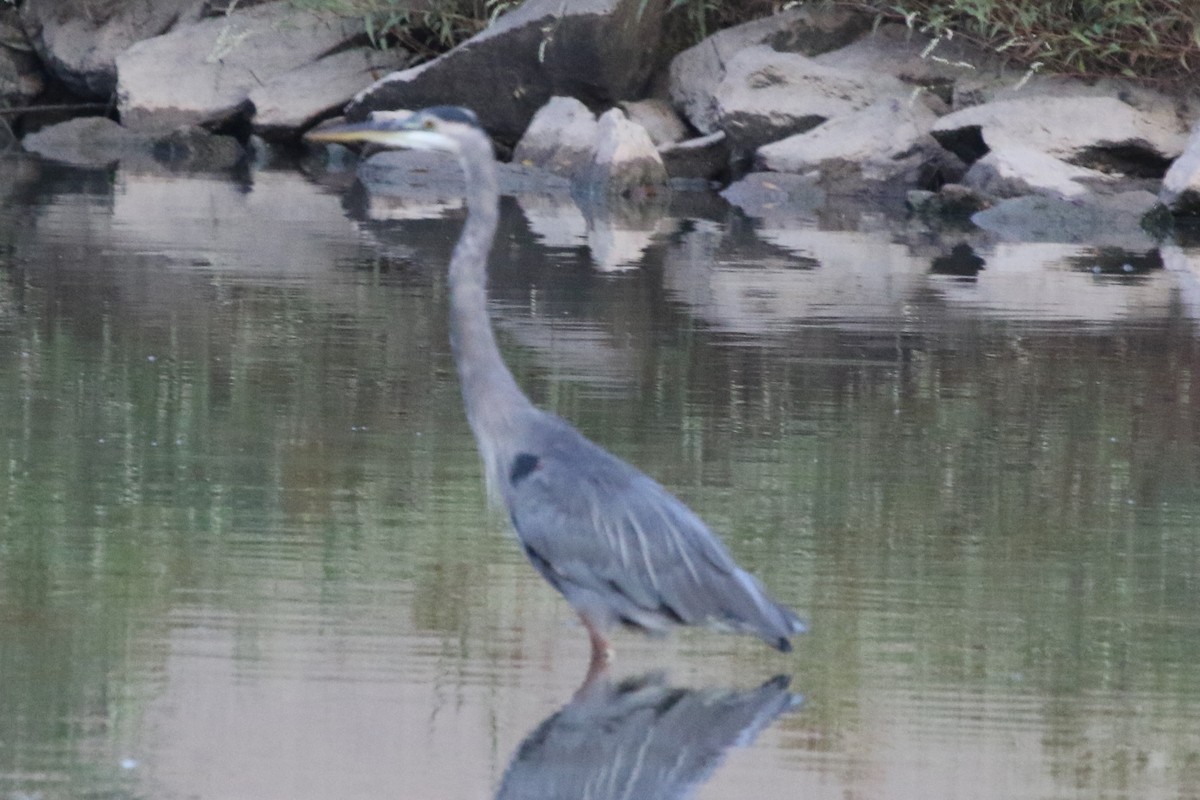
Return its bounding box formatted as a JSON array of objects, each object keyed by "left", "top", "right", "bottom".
[{"left": 0, "top": 154, "right": 1198, "bottom": 800}]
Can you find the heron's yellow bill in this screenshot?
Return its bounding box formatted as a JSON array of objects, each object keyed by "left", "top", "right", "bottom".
[{"left": 304, "top": 115, "right": 454, "bottom": 153}]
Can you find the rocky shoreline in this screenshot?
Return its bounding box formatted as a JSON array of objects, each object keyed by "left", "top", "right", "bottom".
[{"left": 4, "top": 0, "right": 1200, "bottom": 242}]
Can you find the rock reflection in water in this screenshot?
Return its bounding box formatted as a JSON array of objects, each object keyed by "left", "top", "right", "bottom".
[{"left": 496, "top": 672, "right": 801, "bottom": 800}]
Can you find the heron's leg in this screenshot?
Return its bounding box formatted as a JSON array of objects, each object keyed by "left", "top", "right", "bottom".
[{"left": 579, "top": 612, "right": 613, "bottom": 675}]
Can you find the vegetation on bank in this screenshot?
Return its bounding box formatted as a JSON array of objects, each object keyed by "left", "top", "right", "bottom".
[{"left": 298, "top": 0, "right": 1198, "bottom": 82}]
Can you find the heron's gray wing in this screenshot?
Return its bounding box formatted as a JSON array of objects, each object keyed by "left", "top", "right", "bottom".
[{"left": 504, "top": 424, "right": 801, "bottom": 647}]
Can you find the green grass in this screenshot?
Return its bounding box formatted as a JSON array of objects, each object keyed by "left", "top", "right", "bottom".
[
  {"left": 294, "top": 0, "right": 1199, "bottom": 81},
  {"left": 869, "top": 0, "right": 1200, "bottom": 82}
]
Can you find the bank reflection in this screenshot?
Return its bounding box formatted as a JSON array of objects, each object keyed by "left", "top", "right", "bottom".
[{"left": 496, "top": 671, "right": 801, "bottom": 800}]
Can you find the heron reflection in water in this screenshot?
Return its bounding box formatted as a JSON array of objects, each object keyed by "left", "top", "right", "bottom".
[
  {"left": 306, "top": 107, "right": 805, "bottom": 676},
  {"left": 495, "top": 672, "right": 801, "bottom": 800}
]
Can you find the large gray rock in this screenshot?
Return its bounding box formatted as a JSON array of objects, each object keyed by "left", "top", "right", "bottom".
[
  {"left": 756, "top": 99, "right": 938, "bottom": 181},
  {"left": 115, "top": 1, "right": 366, "bottom": 130},
  {"left": 250, "top": 47, "right": 409, "bottom": 140},
  {"left": 1159, "top": 122, "right": 1200, "bottom": 215},
  {"left": 712, "top": 46, "right": 895, "bottom": 157},
  {"left": 619, "top": 99, "right": 687, "bottom": 147},
  {"left": 669, "top": 5, "right": 871, "bottom": 135},
  {"left": 512, "top": 96, "right": 599, "bottom": 180},
  {"left": 813, "top": 22, "right": 1005, "bottom": 102},
  {"left": 21, "top": 116, "right": 243, "bottom": 170},
  {"left": 971, "top": 192, "right": 1158, "bottom": 249},
  {"left": 584, "top": 108, "right": 668, "bottom": 200},
  {"left": 932, "top": 95, "right": 1188, "bottom": 172},
  {"left": 1, "top": 7, "right": 43, "bottom": 106},
  {"left": 21, "top": 0, "right": 203, "bottom": 99},
  {"left": 963, "top": 144, "right": 1110, "bottom": 199},
  {"left": 347, "top": 0, "right": 668, "bottom": 145},
  {"left": 720, "top": 172, "right": 825, "bottom": 219}
]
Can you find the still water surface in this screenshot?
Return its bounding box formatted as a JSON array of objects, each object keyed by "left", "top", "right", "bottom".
[{"left": 0, "top": 155, "right": 1198, "bottom": 799}]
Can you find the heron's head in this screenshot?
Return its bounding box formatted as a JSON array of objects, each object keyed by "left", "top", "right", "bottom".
[{"left": 304, "top": 106, "right": 483, "bottom": 154}]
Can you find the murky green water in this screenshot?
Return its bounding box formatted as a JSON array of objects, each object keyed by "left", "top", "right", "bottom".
[{"left": 0, "top": 154, "right": 1198, "bottom": 800}]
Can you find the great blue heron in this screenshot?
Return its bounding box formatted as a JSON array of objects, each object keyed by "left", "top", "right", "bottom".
[{"left": 307, "top": 107, "right": 805, "bottom": 672}]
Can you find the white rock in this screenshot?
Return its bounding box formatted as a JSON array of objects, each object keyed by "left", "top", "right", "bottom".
[
  {"left": 668, "top": 6, "right": 870, "bottom": 134},
  {"left": 116, "top": 1, "right": 365, "bottom": 130},
  {"left": 250, "top": 47, "right": 409, "bottom": 139},
  {"left": 1159, "top": 121, "right": 1200, "bottom": 214},
  {"left": 586, "top": 109, "right": 668, "bottom": 199},
  {"left": 512, "top": 96, "right": 599, "bottom": 180},
  {"left": 756, "top": 99, "right": 937, "bottom": 180},
  {"left": 932, "top": 95, "right": 1188, "bottom": 167},
  {"left": 964, "top": 145, "right": 1111, "bottom": 199},
  {"left": 618, "top": 99, "right": 688, "bottom": 147},
  {"left": 713, "top": 46, "right": 894, "bottom": 156},
  {"left": 21, "top": 0, "right": 203, "bottom": 98}
]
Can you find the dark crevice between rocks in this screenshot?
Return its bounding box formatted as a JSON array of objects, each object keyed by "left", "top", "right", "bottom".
[
  {"left": 930, "top": 125, "right": 988, "bottom": 165},
  {"left": 1071, "top": 144, "right": 1174, "bottom": 179}
]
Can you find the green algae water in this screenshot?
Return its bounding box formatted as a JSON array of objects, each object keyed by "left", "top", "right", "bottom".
[{"left": 0, "top": 155, "right": 1197, "bottom": 800}]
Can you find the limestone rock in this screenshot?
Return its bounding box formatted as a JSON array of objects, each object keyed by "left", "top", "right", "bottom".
[
  {"left": 585, "top": 109, "right": 668, "bottom": 200},
  {"left": 250, "top": 47, "right": 410, "bottom": 140},
  {"left": 964, "top": 145, "right": 1111, "bottom": 199},
  {"left": 618, "top": 99, "right": 687, "bottom": 147},
  {"left": 814, "top": 22, "right": 1006, "bottom": 102},
  {"left": 669, "top": 5, "right": 871, "bottom": 135},
  {"left": 21, "top": 0, "right": 203, "bottom": 99},
  {"left": 347, "top": 0, "right": 668, "bottom": 145},
  {"left": 116, "top": 1, "right": 366, "bottom": 130},
  {"left": 971, "top": 191, "right": 1158, "bottom": 249},
  {"left": 512, "top": 96, "right": 599, "bottom": 180},
  {"left": 712, "top": 46, "right": 892, "bottom": 157},
  {"left": 756, "top": 99, "right": 937, "bottom": 181},
  {"left": 1159, "top": 122, "right": 1200, "bottom": 215},
  {"left": 932, "top": 95, "right": 1188, "bottom": 173}
]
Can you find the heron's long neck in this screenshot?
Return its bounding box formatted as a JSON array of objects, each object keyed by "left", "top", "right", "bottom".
[{"left": 448, "top": 138, "right": 531, "bottom": 446}]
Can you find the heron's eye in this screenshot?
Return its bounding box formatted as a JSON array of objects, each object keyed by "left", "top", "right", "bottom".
[{"left": 422, "top": 119, "right": 435, "bottom": 130}]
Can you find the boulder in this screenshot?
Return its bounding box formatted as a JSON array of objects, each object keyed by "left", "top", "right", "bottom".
[
  {"left": 115, "top": 1, "right": 366, "bottom": 130},
  {"left": 720, "top": 172, "right": 825, "bottom": 219},
  {"left": 1159, "top": 122, "right": 1200, "bottom": 215},
  {"left": 931, "top": 95, "right": 1188, "bottom": 174},
  {"left": 963, "top": 145, "right": 1111, "bottom": 199},
  {"left": 669, "top": 5, "right": 872, "bottom": 135},
  {"left": 755, "top": 99, "right": 938, "bottom": 182},
  {"left": 813, "top": 22, "right": 1005, "bottom": 105},
  {"left": 1, "top": 7, "right": 44, "bottom": 107},
  {"left": 346, "top": 0, "right": 668, "bottom": 145},
  {"left": 249, "top": 47, "right": 410, "bottom": 140},
  {"left": 618, "top": 99, "right": 687, "bottom": 147},
  {"left": 659, "top": 131, "right": 729, "bottom": 181},
  {"left": 712, "top": 46, "right": 894, "bottom": 157},
  {"left": 20, "top": 116, "right": 243, "bottom": 170},
  {"left": 20, "top": 0, "right": 203, "bottom": 99},
  {"left": 512, "top": 96, "right": 599, "bottom": 180},
  {"left": 971, "top": 191, "right": 1158, "bottom": 248},
  {"left": 584, "top": 108, "right": 668, "bottom": 200}
]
